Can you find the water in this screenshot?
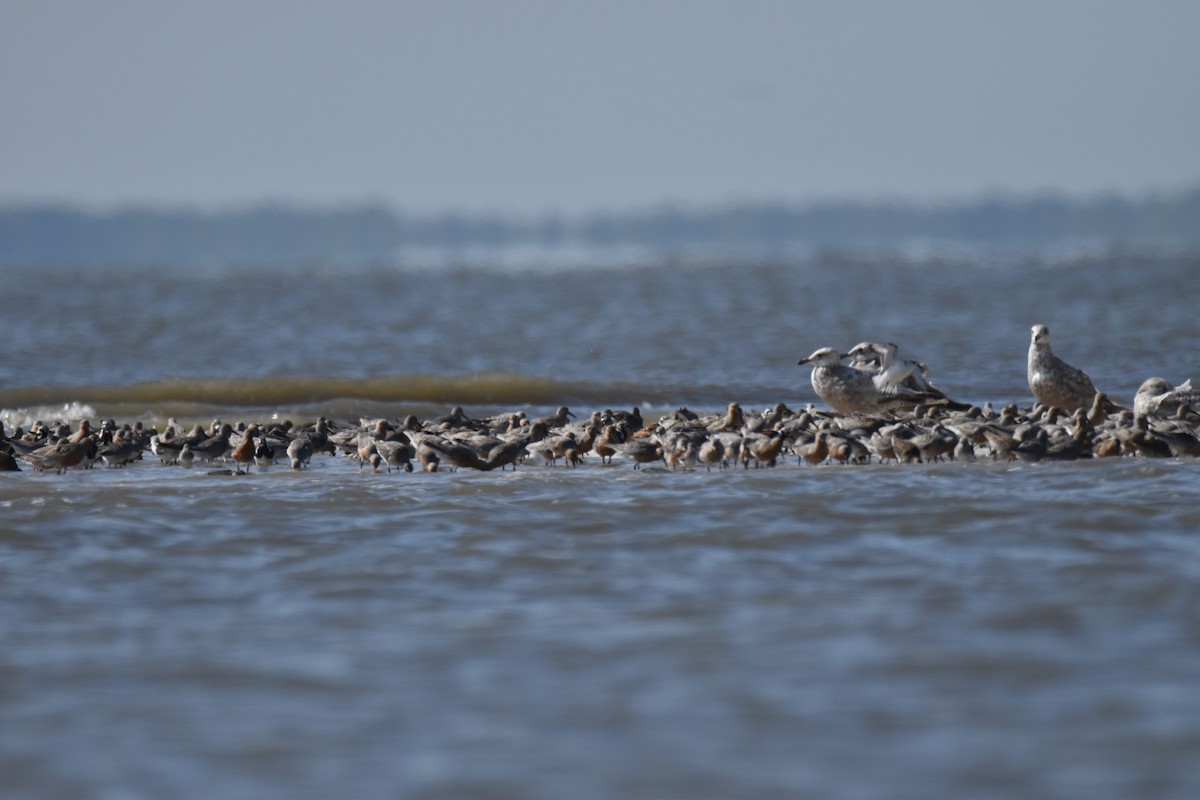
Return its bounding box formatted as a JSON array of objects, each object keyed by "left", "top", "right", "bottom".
[{"left": 3, "top": 250, "right": 1200, "bottom": 799}]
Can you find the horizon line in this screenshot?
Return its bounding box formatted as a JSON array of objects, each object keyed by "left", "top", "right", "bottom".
[{"left": 2, "top": 182, "right": 1199, "bottom": 221}]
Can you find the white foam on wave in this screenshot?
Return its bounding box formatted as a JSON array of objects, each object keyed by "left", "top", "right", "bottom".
[{"left": 1, "top": 401, "right": 98, "bottom": 432}]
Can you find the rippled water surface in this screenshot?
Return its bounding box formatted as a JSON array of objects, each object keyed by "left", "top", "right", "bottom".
[{"left": 2, "top": 252, "right": 1200, "bottom": 799}]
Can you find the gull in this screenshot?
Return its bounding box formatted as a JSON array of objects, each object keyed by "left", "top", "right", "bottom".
[
  {"left": 1027, "top": 324, "right": 1110, "bottom": 413},
  {"left": 798, "top": 347, "right": 930, "bottom": 415},
  {"left": 845, "top": 341, "right": 970, "bottom": 410},
  {"left": 1133, "top": 377, "right": 1200, "bottom": 419}
]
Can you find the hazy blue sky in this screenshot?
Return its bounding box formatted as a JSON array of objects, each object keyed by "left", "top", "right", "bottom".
[{"left": 3, "top": 1, "right": 1198, "bottom": 216}]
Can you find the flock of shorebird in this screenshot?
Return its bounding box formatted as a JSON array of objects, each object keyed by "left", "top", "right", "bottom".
[{"left": 3, "top": 324, "right": 1199, "bottom": 474}]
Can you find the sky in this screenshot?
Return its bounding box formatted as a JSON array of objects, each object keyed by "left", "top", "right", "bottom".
[{"left": 3, "top": 1, "right": 1199, "bottom": 217}]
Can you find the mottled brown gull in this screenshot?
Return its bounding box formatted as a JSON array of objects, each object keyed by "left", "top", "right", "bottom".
[{"left": 1027, "top": 324, "right": 1105, "bottom": 413}]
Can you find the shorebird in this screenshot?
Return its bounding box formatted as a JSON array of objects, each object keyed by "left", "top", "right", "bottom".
[
  {"left": 254, "top": 436, "right": 275, "bottom": 469},
  {"left": 592, "top": 424, "right": 621, "bottom": 465},
  {"left": 1043, "top": 411, "right": 1094, "bottom": 461},
  {"left": 708, "top": 431, "right": 745, "bottom": 468},
  {"left": 890, "top": 432, "right": 923, "bottom": 464},
  {"left": 663, "top": 436, "right": 698, "bottom": 469},
  {"left": 533, "top": 406, "right": 575, "bottom": 429},
  {"left": 191, "top": 424, "right": 235, "bottom": 464},
  {"left": 374, "top": 438, "right": 415, "bottom": 472},
  {"left": 20, "top": 434, "right": 97, "bottom": 474},
  {"left": 229, "top": 424, "right": 260, "bottom": 474},
  {"left": 354, "top": 434, "right": 379, "bottom": 469},
  {"left": 529, "top": 431, "right": 579, "bottom": 467},
  {"left": 714, "top": 402, "right": 745, "bottom": 432},
  {"left": 798, "top": 431, "right": 829, "bottom": 466},
  {"left": 23, "top": 440, "right": 94, "bottom": 473},
  {"left": 910, "top": 423, "right": 957, "bottom": 462},
  {"left": 743, "top": 430, "right": 784, "bottom": 468},
  {"left": 697, "top": 436, "right": 726, "bottom": 470},
  {"left": 1027, "top": 324, "right": 1110, "bottom": 413},
  {"left": 482, "top": 435, "right": 532, "bottom": 471},
  {"left": 97, "top": 429, "right": 140, "bottom": 468},
  {"left": 620, "top": 436, "right": 665, "bottom": 469},
  {"left": 1121, "top": 415, "right": 1174, "bottom": 458},
  {"left": 286, "top": 437, "right": 313, "bottom": 469},
  {"left": 409, "top": 432, "right": 489, "bottom": 471},
  {"left": 431, "top": 406, "right": 481, "bottom": 432},
  {"left": 296, "top": 417, "right": 334, "bottom": 455},
  {"left": 150, "top": 431, "right": 186, "bottom": 464}
]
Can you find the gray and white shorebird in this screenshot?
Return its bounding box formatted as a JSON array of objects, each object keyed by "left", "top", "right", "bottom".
[
  {"left": 1027, "top": 324, "right": 1115, "bottom": 413},
  {"left": 799, "top": 347, "right": 931, "bottom": 415},
  {"left": 286, "top": 436, "right": 313, "bottom": 469}
]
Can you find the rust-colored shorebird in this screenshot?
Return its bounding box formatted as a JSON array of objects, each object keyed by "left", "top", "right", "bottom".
[{"left": 230, "top": 424, "right": 261, "bottom": 474}]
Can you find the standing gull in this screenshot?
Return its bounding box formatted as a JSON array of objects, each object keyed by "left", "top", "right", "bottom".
[{"left": 1027, "top": 324, "right": 1112, "bottom": 413}]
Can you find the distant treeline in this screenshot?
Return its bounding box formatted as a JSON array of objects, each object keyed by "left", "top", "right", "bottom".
[{"left": 2, "top": 189, "right": 1199, "bottom": 266}]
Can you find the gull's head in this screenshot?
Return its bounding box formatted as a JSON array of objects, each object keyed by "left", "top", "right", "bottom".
[
  {"left": 798, "top": 347, "right": 845, "bottom": 367},
  {"left": 1030, "top": 324, "right": 1051, "bottom": 347},
  {"left": 845, "top": 341, "right": 875, "bottom": 357},
  {"left": 844, "top": 342, "right": 881, "bottom": 368},
  {"left": 1136, "top": 377, "right": 1171, "bottom": 397}
]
